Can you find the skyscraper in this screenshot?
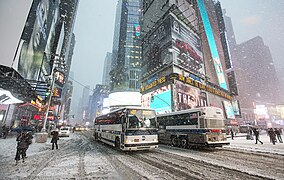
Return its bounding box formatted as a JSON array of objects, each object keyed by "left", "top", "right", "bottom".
[
  {"left": 110, "top": 0, "right": 142, "bottom": 92},
  {"left": 102, "top": 52, "right": 112, "bottom": 86},
  {"left": 140, "top": 0, "right": 234, "bottom": 117}
]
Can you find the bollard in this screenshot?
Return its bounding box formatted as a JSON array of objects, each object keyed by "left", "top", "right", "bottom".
[{"left": 35, "top": 132, "right": 48, "bottom": 143}]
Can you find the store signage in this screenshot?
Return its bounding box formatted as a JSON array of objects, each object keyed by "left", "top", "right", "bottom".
[
  {"left": 0, "top": 89, "right": 23, "bottom": 104},
  {"left": 140, "top": 73, "right": 232, "bottom": 100}
]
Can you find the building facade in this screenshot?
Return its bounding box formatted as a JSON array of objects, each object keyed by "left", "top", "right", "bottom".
[
  {"left": 102, "top": 52, "right": 112, "bottom": 86},
  {"left": 110, "top": 0, "right": 143, "bottom": 92},
  {"left": 140, "top": 0, "right": 236, "bottom": 123}
]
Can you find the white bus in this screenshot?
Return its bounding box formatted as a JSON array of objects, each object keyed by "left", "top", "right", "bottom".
[
  {"left": 94, "top": 106, "right": 159, "bottom": 151},
  {"left": 157, "top": 107, "right": 229, "bottom": 148}
]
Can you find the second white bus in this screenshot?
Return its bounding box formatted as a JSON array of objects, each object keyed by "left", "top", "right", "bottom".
[{"left": 157, "top": 107, "right": 229, "bottom": 148}]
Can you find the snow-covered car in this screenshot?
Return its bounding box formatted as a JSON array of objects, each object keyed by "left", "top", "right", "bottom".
[{"left": 59, "top": 127, "right": 70, "bottom": 137}]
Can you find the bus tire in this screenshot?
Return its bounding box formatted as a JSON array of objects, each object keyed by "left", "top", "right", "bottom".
[
  {"left": 94, "top": 133, "right": 98, "bottom": 141},
  {"left": 115, "top": 137, "right": 120, "bottom": 150},
  {"left": 180, "top": 137, "right": 187, "bottom": 148},
  {"left": 171, "top": 136, "right": 180, "bottom": 147}
]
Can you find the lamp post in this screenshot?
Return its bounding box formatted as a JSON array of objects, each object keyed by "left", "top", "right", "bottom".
[{"left": 41, "top": 72, "right": 55, "bottom": 133}]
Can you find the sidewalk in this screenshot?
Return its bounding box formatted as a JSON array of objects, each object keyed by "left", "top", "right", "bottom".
[
  {"left": 0, "top": 134, "right": 71, "bottom": 159},
  {"left": 225, "top": 133, "right": 284, "bottom": 155}
]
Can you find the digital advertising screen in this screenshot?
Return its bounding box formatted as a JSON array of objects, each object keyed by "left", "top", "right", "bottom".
[
  {"left": 232, "top": 100, "right": 241, "bottom": 117},
  {"left": 16, "top": 0, "right": 57, "bottom": 81},
  {"left": 141, "top": 85, "right": 172, "bottom": 114},
  {"left": 174, "top": 81, "right": 208, "bottom": 111},
  {"left": 54, "top": 71, "right": 65, "bottom": 87},
  {"left": 197, "top": 0, "right": 228, "bottom": 90},
  {"left": 171, "top": 16, "right": 205, "bottom": 76},
  {"left": 222, "top": 100, "right": 235, "bottom": 119}
]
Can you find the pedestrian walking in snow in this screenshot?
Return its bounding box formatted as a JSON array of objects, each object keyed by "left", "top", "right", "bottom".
[
  {"left": 253, "top": 127, "right": 263, "bottom": 144},
  {"left": 2, "top": 124, "right": 9, "bottom": 139},
  {"left": 230, "top": 128, "right": 234, "bottom": 140},
  {"left": 24, "top": 132, "right": 33, "bottom": 158},
  {"left": 268, "top": 128, "right": 277, "bottom": 145},
  {"left": 274, "top": 128, "right": 283, "bottom": 143},
  {"left": 51, "top": 129, "right": 59, "bottom": 150},
  {"left": 15, "top": 132, "right": 29, "bottom": 164}
]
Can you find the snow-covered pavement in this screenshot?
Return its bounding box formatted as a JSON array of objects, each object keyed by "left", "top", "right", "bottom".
[
  {"left": 0, "top": 131, "right": 283, "bottom": 179},
  {"left": 225, "top": 132, "right": 284, "bottom": 155}
]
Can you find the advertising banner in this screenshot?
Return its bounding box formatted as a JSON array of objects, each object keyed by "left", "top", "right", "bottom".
[
  {"left": 222, "top": 100, "right": 235, "bottom": 119},
  {"left": 174, "top": 81, "right": 207, "bottom": 111},
  {"left": 141, "top": 85, "right": 172, "bottom": 114},
  {"left": 15, "top": 0, "right": 57, "bottom": 81},
  {"left": 54, "top": 71, "right": 65, "bottom": 87},
  {"left": 171, "top": 16, "right": 205, "bottom": 76},
  {"left": 197, "top": 0, "right": 228, "bottom": 90},
  {"left": 232, "top": 100, "right": 241, "bottom": 117}
]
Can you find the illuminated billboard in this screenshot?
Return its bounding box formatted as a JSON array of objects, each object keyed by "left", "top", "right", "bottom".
[
  {"left": 171, "top": 17, "right": 205, "bottom": 76},
  {"left": 197, "top": 0, "right": 228, "bottom": 90},
  {"left": 174, "top": 81, "right": 207, "bottom": 111},
  {"left": 54, "top": 71, "right": 65, "bottom": 87},
  {"left": 232, "top": 100, "right": 241, "bottom": 117},
  {"left": 15, "top": 0, "right": 57, "bottom": 81},
  {"left": 141, "top": 85, "right": 172, "bottom": 114},
  {"left": 134, "top": 24, "right": 140, "bottom": 37},
  {"left": 222, "top": 100, "right": 235, "bottom": 119}
]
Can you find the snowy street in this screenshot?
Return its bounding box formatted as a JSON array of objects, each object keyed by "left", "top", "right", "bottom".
[{"left": 0, "top": 131, "right": 283, "bottom": 180}]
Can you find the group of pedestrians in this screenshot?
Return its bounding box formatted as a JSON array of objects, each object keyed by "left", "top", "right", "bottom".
[
  {"left": 13, "top": 129, "right": 59, "bottom": 165},
  {"left": 267, "top": 128, "right": 283, "bottom": 145},
  {"left": 248, "top": 127, "right": 283, "bottom": 145},
  {"left": 15, "top": 131, "right": 33, "bottom": 164}
]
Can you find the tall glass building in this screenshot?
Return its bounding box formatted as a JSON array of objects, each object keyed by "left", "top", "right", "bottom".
[{"left": 110, "top": 0, "right": 142, "bottom": 92}]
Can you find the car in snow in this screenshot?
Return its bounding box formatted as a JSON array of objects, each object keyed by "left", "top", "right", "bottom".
[{"left": 59, "top": 127, "right": 71, "bottom": 137}]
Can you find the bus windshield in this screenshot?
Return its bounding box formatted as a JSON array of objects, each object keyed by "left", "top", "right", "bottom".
[{"left": 127, "top": 109, "right": 157, "bottom": 129}]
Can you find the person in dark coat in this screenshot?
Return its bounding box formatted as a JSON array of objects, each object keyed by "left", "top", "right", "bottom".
[
  {"left": 274, "top": 128, "right": 283, "bottom": 143},
  {"left": 51, "top": 129, "right": 59, "bottom": 150},
  {"left": 24, "top": 132, "right": 33, "bottom": 157},
  {"left": 268, "top": 128, "right": 277, "bottom": 145},
  {"left": 2, "top": 124, "right": 9, "bottom": 139},
  {"left": 230, "top": 128, "right": 234, "bottom": 140},
  {"left": 15, "top": 132, "right": 29, "bottom": 164},
  {"left": 253, "top": 127, "right": 263, "bottom": 144}
]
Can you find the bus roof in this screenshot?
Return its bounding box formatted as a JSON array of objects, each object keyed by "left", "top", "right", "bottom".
[
  {"left": 156, "top": 107, "right": 222, "bottom": 117},
  {"left": 96, "top": 106, "right": 155, "bottom": 118}
]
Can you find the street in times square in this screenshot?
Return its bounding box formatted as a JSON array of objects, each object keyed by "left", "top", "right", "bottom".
[{"left": 1, "top": 0, "right": 284, "bottom": 179}]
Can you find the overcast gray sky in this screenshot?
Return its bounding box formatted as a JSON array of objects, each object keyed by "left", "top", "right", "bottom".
[
  {"left": 70, "top": 0, "right": 284, "bottom": 113},
  {"left": 70, "top": 0, "right": 117, "bottom": 112}
]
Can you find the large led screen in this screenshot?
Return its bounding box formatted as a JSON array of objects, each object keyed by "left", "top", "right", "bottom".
[
  {"left": 222, "top": 100, "right": 235, "bottom": 119},
  {"left": 174, "top": 81, "right": 208, "bottom": 111},
  {"left": 171, "top": 17, "right": 205, "bottom": 76},
  {"left": 197, "top": 0, "right": 228, "bottom": 90},
  {"left": 141, "top": 85, "right": 172, "bottom": 114},
  {"left": 16, "top": 0, "right": 57, "bottom": 81}
]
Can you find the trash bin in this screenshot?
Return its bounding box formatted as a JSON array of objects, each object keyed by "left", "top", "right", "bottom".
[{"left": 35, "top": 132, "right": 48, "bottom": 143}]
